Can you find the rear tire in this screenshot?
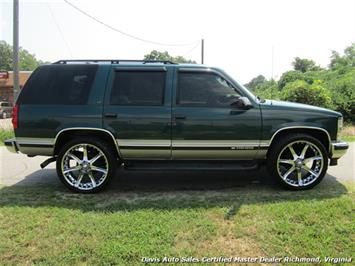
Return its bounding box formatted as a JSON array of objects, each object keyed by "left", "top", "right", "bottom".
[
  {"left": 56, "top": 137, "right": 117, "bottom": 193},
  {"left": 267, "top": 134, "right": 328, "bottom": 190}
]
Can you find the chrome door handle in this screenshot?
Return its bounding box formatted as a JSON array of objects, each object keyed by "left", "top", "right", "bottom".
[
  {"left": 104, "top": 113, "right": 118, "bottom": 118},
  {"left": 174, "top": 114, "right": 186, "bottom": 120}
]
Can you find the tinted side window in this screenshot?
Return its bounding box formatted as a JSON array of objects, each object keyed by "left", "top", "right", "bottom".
[
  {"left": 18, "top": 65, "right": 97, "bottom": 105},
  {"left": 177, "top": 72, "right": 241, "bottom": 107},
  {"left": 110, "top": 71, "right": 165, "bottom": 106}
]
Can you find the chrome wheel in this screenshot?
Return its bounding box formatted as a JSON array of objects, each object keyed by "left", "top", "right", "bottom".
[
  {"left": 61, "top": 143, "right": 109, "bottom": 191},
  {"left": 277, "top": 140, "right": 325, "bottom": 187}
]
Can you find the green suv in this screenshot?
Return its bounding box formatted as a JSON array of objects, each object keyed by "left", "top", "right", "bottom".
[{"left": 5, "top": 60, "right": 349, "bottom": 192}]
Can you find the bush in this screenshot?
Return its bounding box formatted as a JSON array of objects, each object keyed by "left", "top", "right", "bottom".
[
  {"left": 278, "top": 70, "right": 305, "bottom": 89},
  {"left": 0, "top": 129, "right": 14, "bottom": 145},
  {"left": 325, "top": 68, "right": 355, "bottom": 121},
  {"left": 252, "top": 79, "right": 281, "bottom": 100},
  {"left": 281, "top": 80, "right": 333, "bottom": 108}
]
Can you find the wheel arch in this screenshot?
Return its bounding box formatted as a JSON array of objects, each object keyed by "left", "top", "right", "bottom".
[
  {"left": 267, "top": 126, "right": 331, "bottom": 157},
  {"left": 53, "top": 128, "right": 121, "bottom": 158}
]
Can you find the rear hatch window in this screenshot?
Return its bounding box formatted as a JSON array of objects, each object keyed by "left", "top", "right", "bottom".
[{"left": 17, "top": 64, "right": 98, "bottom": 105}]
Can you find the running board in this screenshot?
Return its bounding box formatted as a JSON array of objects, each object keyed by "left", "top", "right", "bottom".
[{"left": 123, "top": 160, "right": 259, "bottom": 171}]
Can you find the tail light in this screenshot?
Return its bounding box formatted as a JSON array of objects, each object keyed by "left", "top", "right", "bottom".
[{"left": 12, "top": 104, "right": 19, "bottom": 129}]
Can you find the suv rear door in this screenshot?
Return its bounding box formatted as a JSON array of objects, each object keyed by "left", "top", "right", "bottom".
[
  {"left": 103, "top": 66, "right": 173, "bottom": 159},
  {"left": 171, "top": 68, "right": 262, "bottom": 159}
]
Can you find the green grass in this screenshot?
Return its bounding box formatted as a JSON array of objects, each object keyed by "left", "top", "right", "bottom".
[
  {"left": 0, "top": 179, "right": 354, "bottom": 265},
  {"left": 342, "top": 135, "right": 355, "bottom": 142},
  {"left": 0, "top": 129, "right": 14, "bottom": 146}
]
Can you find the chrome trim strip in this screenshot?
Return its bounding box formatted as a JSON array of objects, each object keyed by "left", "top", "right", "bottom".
[
  {"left": 268, "top": 126, "right": 332, "bottom": 152},
  {"left": 54, "top": 128, "right": 120, "bottom": 155},
  {"left": 16, "top": 137, "right": 54, "bottom": 145},
  {"left": 116, "top": 139, "right": 265, "bottom": 148},
  {"left": 116, "top": 139, "right": 171, "bottom": 147},
  {"left": 173, "top": 140, "right": 262, "bottom": 147}
]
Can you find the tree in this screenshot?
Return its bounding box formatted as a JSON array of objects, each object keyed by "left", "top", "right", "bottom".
[
  {"left": 0, "top": 40, "right": 46, "bottom": 71},
  {"left": 278, "top": 70, "right": 305, "bottom": 89},
  {"left": 325, "top": 68, "right": 355, "bottom": 121},
  {"left": 281, "top": 80, "right": 333, "bottom": 108},
  {"left": 0, "top": 41, "right": 13, "bottom": 70},
  {"left": 329, "top": 43, "right": 355, "bottom": 70},
  {"left": 245, "top": 75, "right": 266, "bottom": 89},
  {"left": 252, "top": 79, "right": 280, "bottom": 100},
  {"left": 292, "top": 57, "right": 321, "bottom": 73},
  {"left": 144, "top": 50, "right": 196, "bottom": 63}
]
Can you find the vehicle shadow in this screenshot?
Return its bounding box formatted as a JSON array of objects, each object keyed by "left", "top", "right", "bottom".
[{"left": 0, "top": 166, "right": 350, "bottom": 219}]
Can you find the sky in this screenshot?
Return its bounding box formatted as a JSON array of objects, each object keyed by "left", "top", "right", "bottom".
[{"left": 0, "top": 0, "right": 355, "bottom": 83}]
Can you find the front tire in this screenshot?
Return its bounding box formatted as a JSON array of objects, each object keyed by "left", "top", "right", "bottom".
[
  {"left": 267, "top": 134, "right": 328, "bottom": 190},
  {"left": 56, "top": 137, "right": 117, "bottom": 193}
]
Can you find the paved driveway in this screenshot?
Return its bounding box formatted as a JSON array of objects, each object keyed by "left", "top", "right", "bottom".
[{"left": 0, "top": 143, "right": 354, "bottom": 187}]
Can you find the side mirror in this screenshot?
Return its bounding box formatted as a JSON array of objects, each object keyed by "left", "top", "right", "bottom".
[{"left": 233, "top": 96, "right": 253, "bottom": 109}]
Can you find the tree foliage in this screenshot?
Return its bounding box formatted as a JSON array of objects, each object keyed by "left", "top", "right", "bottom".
[
  {"left": 249, "top": 43, "right": 355, "bottom": 122},
  {"left": 250, "top": 79, "right": 280, "bottom": 100},
  {"left": 281, "top": 80, "right": 333, "bottom": 109},
  {"left": 292, "top": 57, "right": 321, "bottom": 73},
  {"left": 330, "top": 43, "right": 355, "bottom": 70},
  {"left": 144, "top": 50, "right": 196, "bottom": 63},
  {"left": 0, "top": 40, "right": 47, "bottom": 71},
  {"left": 278, "top": 70, "right": 305, "bottom": 89},
  {"left": 245, "top": 75, "right": 266, "bottom": 90}
]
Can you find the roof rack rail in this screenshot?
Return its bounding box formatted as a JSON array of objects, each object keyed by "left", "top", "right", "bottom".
[{"left": 53, "top": 59, "right": 177, "bottom": 65}]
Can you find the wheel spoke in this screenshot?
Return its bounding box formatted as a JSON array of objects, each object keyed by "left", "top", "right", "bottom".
[
  {"left": 288, "top": 145, "right": 298, "bottom": 160},
  {"left": 88, "top": 172, "right": 97, "bottom": 188},
  {"left": 75, "top": 173, "right": 84, "bottom": 188},
  {"left": 279, "top": 159, "right": 295, "bottom": 165},
  {"left": 303, "top": 165, "right": 318, "bottom": 177},
  {"left": 90, "top": 166, "right": 107, "bottom": 175},
  {"left": 297, "top": 170, "right": 303, "bottom": 186},
  {"left": 63, "top": 165, "right": 81, "bottom": 174},
  {"left": 89, "top": 153, "right": 103, "bottom": 164},
  {"left": 67, "top": 153, "right": 82, "bottom": 164},
  {"left": 82, "top": 145, "right": 88, "bottom": 161},
  {"left": 282, "top": 166, "right": 296, "bottom": 180},
  {"left": 304, "top": 156, "right": 322, "bottom": 164},
  {"left": 300, "top": 144, "right": 309, "bottom": 159}
]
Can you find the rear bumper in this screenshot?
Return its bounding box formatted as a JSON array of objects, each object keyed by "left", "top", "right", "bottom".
[
  {"left": 331, "top": 141, "right": 349, "bottom": 159},
  {"left": 4, "top": 138, "right": 19, "bottom": 153}
]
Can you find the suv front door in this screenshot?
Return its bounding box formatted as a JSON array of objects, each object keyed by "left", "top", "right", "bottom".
[
  {"left": 172, "top": 68, "right": 262, "bottom": 159},
  {"left": 103, "top": 66, "right": 173, "bottom": 159}
]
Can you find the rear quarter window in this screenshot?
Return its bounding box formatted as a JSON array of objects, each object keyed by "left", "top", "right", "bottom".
[{"left": 18, "top": 65, "right": 98, "bottom": 105}]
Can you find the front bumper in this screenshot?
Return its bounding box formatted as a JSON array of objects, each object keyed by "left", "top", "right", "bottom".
[
  {"left": 331, "top": 141, "right": 349, "bottom": 159},
  {"left": 4, "top": 138, "right": 19, "bottom": 153}
]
